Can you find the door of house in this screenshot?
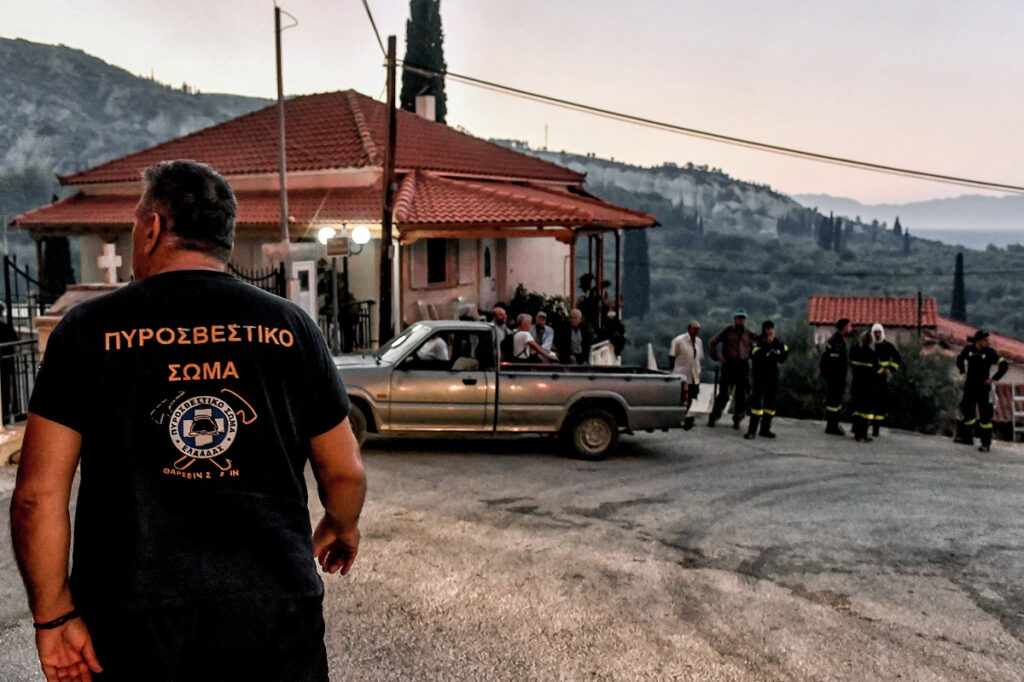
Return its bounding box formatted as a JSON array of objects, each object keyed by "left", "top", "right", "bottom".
[{"left": 478, "top": 238, "right": 497, "bottom": 312}]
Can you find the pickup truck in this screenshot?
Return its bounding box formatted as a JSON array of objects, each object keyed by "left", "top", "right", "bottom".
[{"left": 335, "top": 320, "right": 685, "bottom": 460}]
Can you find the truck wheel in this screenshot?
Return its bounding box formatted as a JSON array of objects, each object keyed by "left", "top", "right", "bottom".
[
  {"left": 348, "top": 403, "right": 368, "bottom": 447},
  {"left": 563, "top": 408, "right": 618, "bottom": 460}
]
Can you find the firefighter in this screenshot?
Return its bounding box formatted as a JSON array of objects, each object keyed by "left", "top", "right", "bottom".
[
  {"left": 871, "top": 323, "right": 902, "bottom": 437},
  {"left": 954, "top": 330, "right": 1008, "bottom": 452},
  {"left": 849, "top": 330, "right": 881, "bottom": 442},
  {"left": 745, "top": 320, "right": 788, "bottom": 439},
  {"left": 819, "top": 318, "right": 853, "bottom": 436}
]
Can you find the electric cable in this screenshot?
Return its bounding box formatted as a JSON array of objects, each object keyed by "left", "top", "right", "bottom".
[{"left": 397, "top": 62, "right": 1024, "bottom": 195}]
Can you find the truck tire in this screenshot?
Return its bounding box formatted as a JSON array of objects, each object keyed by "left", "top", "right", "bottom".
[
  {"left": 348, "top": 402, "right": 368, "bottom": 447},
  {"left": 562, "top": 408, "right": 618, "bottom": 460}
]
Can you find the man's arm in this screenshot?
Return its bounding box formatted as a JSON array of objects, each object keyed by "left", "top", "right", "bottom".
[
  {"left": 541, "top": 327, "right": 555, "bottom": 352},
  {"left": 707, "top": 327, "right": 725, "bottom": 363},
  {"left": 11, "top": 413, "right": 102, "bottom": 681},
  {"left": 309, "top": 418, "right": 367, "bottom": 575},
  {"left": 527, "top": 337, "right": 557, "bottom": 362}
]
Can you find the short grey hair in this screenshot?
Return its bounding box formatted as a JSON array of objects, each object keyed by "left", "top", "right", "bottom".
[{"left": 516, "top": 313, "right": 532, "bottom": 327}]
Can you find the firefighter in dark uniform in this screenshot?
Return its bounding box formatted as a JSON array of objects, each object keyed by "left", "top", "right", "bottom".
[
  {"left": 849, "top": 330, "right": 881, "bottom": 442},
  {"left": 745, "top": 320, "right": 788, "bottom": 440},
  {"left": 870, "top": 323, "right": 902, "bottom": 437},
  {"left": 955, "top": 329, "right": 1007, "bottom": 452},
  {"left": 819, "top": 317, "right": 853, "bottom": 436}
]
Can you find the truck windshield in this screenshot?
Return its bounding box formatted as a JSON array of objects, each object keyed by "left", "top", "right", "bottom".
[{"left": 376, "top": 324, "right": 429, "bottom": 364}]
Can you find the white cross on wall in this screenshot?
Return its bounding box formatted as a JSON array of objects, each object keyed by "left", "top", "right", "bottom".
[{"left": 97, "top": 243, "right": 122, "bottom": 285}]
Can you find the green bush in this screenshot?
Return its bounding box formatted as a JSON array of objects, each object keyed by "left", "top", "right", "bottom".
[
  {"left": 776, "top": 324, "right": 960, "bottom": 434},
  {"left": 885, "top": 338, "right": 959, "bottom": 435},
  {"left": 776, "top": 320, "right": 827, "bottom": 419}
]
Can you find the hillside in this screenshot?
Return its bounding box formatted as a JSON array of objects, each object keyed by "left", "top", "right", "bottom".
[
  {"left": 0, "top": 37, "right": 269, "bottom": 175},
  {"left": 500, "top": 142, "right": 807, "bottom": 237}
]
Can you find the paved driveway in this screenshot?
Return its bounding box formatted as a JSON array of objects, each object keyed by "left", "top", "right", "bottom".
[{"left": 2, "top": 419, "right": 1023, "bottom": 680}]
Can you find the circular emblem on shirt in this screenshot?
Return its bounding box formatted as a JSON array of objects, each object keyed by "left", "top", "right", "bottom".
[{"left": 168, "top": 396, "right": 238, "bottom": 459}]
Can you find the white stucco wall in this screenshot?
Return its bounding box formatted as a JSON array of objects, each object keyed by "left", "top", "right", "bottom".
[
  {"left": 80, "top": 234, "right": 132, "bottom": 284},
  {"left": 504, "top": 238, "right": 570, "bottom": 301}
]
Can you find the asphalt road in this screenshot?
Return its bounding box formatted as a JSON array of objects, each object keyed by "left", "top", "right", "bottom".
[{"left": 1, "top": 418, "right": 1023, "bottom": 681}]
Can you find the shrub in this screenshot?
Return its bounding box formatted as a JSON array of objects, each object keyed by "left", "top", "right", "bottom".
[{"left": 885, "top": 338, "right": 959, "bottom": 435}]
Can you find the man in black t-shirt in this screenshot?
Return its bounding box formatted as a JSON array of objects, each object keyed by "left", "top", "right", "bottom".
[{"left": 11, "top": 161, "right": 366, "bottom": 682}]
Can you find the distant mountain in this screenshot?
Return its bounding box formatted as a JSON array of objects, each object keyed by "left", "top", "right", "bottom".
[
  {"left": 794, "top": 193, "right": 1024, "bottom": 233},
  {"left": 0, "top": 37, "right": 269, "bottom": 175}
]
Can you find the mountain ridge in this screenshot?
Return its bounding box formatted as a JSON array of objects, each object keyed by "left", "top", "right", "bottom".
[{"left": 0, "top": 36, "right": 270, "bottom": 175}]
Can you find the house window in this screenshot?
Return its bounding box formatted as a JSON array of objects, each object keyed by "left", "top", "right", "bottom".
[
  {"left": 427, "top": 239, "right": 448, "bottom": 284},
  {"left": 483, "top": 247, "right": 492, "bottom": 278}
]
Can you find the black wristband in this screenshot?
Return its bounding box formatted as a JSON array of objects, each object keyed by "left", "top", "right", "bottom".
[{"left": 33, "top": 609, "right": 80, "bottom": 630}]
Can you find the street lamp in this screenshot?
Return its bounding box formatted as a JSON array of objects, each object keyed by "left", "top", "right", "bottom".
[{"left": 319, "top": 224, "right": 373, "bottom": 353}]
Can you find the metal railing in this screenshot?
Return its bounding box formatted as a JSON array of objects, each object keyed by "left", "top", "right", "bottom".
[
  {"left": 4, "top": 255, "right": 55, "bottom": 333},
  {"left": 227, "top": 262, "right": 287, "bottom": 297},
  {"left": 320, "top": 300, "right": 375, "bottom": 354},
  {"left": 0, "top": 339, "right": 39, "bottom": 424}
]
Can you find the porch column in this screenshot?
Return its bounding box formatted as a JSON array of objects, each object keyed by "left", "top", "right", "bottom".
[
  {"left": 596, "top": 233, "right": 605, "bottom": 330},
  {"left": 568, "top": 236, "right": 577, "bottom": 308},
  {"left": 614, "top": 229, "right": 622, "bottom": 313}
]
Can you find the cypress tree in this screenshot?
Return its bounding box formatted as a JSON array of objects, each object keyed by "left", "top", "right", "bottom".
[
  {"left": 622, "top": 229, "right": 650, "bottom": 318},
  {"left": 400, "top": 0, "right": 447, "bottom": 123},
  {"left": 950, "top": 252, "right": 966, "bottom": 321},
  {"left": 893, "top": 216, "right": 903, "bottom": 237},
  {"left": 903, "top": 229, "right": 911, "bottom": 257}
]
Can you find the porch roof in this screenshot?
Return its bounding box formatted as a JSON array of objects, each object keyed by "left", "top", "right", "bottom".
[{"left": 15, "top": 173, "right": 656, "bottom": 241}]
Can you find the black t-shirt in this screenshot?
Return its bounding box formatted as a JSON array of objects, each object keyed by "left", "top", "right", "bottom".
[{"left": 29, "top": 270, "right": 350, "bottom": 610}]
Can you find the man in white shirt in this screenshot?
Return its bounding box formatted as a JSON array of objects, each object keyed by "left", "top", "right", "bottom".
[
  {"left": 511, "top": 314, "right": 557, "bottom": 362},
  {"left": 669, "top": 320, "right": 703, "bottom": 429},
  {"left": 530, "top": 310, "right": 555, "bottom": 354},
  {"left": 417, "top": 334, "right": 449, "bottom": 361}
]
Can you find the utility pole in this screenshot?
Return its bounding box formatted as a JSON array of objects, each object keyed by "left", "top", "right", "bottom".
[
  {"left": 379, "top": 35, "right": 397, "bottom": 343},
  {"left": 274, "top": 5, "right": 290, "bottom": 243}
]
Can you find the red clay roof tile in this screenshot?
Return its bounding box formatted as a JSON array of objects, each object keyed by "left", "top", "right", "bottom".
[
  {"left": 60, "top": 90, "right": 583, "bottom": 185},
  {"left": 808, "top": 295, "right": 938, "bottom": 328},
  {"left": 17, "top": 176, "right": 655, "bottom": 236}
]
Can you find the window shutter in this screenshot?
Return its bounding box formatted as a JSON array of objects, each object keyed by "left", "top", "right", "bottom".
[
  {"left": 410, "top": 241, "right": 428, "bottom": 288},
  {"left": 458, "top": 240, "right": 474, "bottom": 285}
]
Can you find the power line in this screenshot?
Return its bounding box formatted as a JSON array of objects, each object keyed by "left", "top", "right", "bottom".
[
  {"left": 361, "top": 0, "right": 387, "bottom": 57},
  {"left": 397, "top": 63, "right": 1024, "bottom": 196}
]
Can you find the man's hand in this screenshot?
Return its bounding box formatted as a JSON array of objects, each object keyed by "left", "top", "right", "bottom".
[
  {"left": 36, "top": 619, "right": 102, "bottom": 682},
  {"left": 313, "top": 516, "right": 359, "bottom": 575},
  {"left": 309, "top": 418, "right": 366, "bottom": 577}
]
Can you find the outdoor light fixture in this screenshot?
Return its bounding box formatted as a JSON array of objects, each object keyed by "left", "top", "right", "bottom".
[
  {"left": 317, "top": 226, "right": 337, "bottom": 246},
  {"left": 351, "top": 225, "right": 371, "bottom": 245}
]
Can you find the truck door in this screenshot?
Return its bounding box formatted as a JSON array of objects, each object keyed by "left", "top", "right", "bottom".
[{"left": 389, "top": 329, "right": 495, "bottom": 431}]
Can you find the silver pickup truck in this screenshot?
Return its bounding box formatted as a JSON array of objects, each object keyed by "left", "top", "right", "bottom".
[{"left": 336, "top": 320, "right": 685, "bottom": 459}]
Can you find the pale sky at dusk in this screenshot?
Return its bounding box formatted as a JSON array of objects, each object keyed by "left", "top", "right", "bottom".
[{"left": 6, "top": 0, "right": 1023, "bottom": 204}]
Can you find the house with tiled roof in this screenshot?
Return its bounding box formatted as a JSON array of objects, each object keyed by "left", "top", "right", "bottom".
[
  {"left": 14, "top": 90, "right": 656, "bottom": 346},
  {"left": 807, "top": 295, "right": 938, "bottom": 345}
]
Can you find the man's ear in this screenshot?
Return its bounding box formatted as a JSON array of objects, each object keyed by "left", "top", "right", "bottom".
[{"left": 142, "top": 212, "right": 163, "bottom": 255}]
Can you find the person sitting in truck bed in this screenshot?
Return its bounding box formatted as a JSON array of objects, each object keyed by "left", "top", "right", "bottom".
[{"left": 505, "top": 313, "right": 558, "bottom": 363}]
